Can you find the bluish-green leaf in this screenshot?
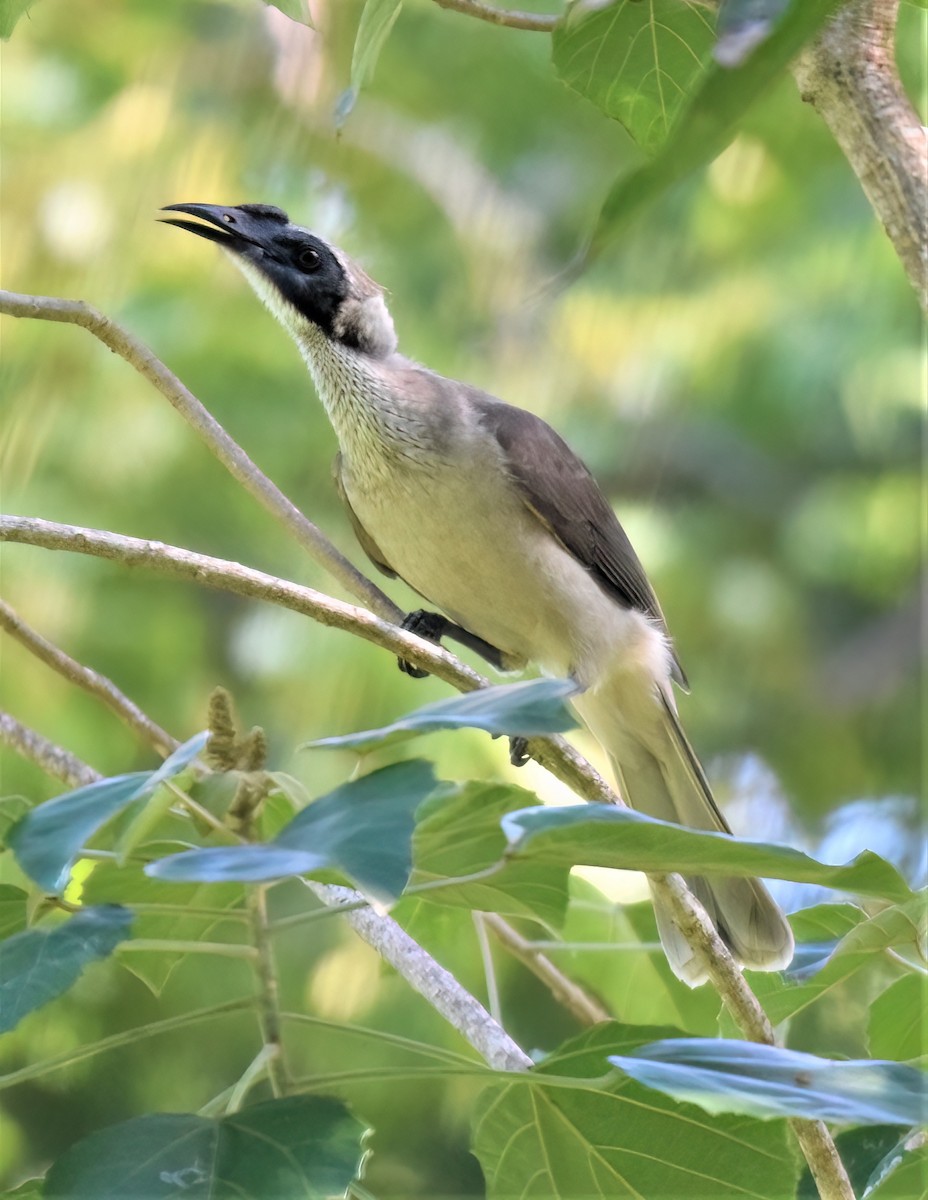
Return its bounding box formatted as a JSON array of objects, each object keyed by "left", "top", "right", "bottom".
[
  {"left": 587, "top": 0, "right": 846, "bottom": 259},
  {"left": 0, "top": 906, "right": 132, "bottom": 1034},
  {"left": 43, "top": 1095, "right": 368, "bottom": 1198},
  {"left": 502, "top": 804, "right": 915, "bottom": 902},
  {"left": 474, "top": 1023, "right": 797, "bottom": 1200},
  {"left": 147, "top": 760, "right": 438, "bottom": 901},
  {"left": 715, "top": 0, "right": 791, "bottom": 67},
  {"left": 8, "top": 733, "right": 209, "bottom": 893},
  {"left": 336, "top": 0, "right": 404, "bottom": 125},
  {"left": 145, "top": 844, "right": 324, "bottom": 884},
  {"left": 307, "top": 677, "right": 579, "bottom": 753},
  {"left": 553, "top": 0, "right": 716, "bottom": 154},
  {"left": 608, "top": 1039, "right": 928, "bottom": 1125},
  {"left": 8, "top": 773, "right": 152, "bottom": 892}
]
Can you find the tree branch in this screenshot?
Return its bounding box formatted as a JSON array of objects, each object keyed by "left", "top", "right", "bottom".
[
  {"left": 0, "top": 290, "right": 402, "bottom": 621},
  {"left": 0, "top": 710, "right": 100, "bottom": 789},
  {"left": 0, "top": 599, "right": 178, "bottom": 758},
  {"left": 792, "top": 0, "right": 927, "bottom": 310},
  {"left": 430, "top": 0, "right": 558, "bottom": 33}
]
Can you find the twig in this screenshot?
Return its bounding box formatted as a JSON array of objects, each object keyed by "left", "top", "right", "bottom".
[
  {"left": 0, "top": 599, "right": 178, "bottom": 758},
  {"left": 430, "top": 0, "right": 558, "bottom": 33},
  {"left": 0, "top": 290, "right": 402, "bottom": 621},
  {"left": 0, "top": 515, "right": 610, "bottom": 805},
  {"left": 306, "top": 882, "right": 533, "bottom": 1071},
  {"left": 0, "top": 710, "right": 99, "bottom": 789},
  {"left": 482, "top": 912, "right": 611, "bottom": 1026},
  {"left": 248, "top": 885, "right": 289, "bottom": 1097},
  {"left": 792, "top": 0, "right": 927, "bottom": 310}
]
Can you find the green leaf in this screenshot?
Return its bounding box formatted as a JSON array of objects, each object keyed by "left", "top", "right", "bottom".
[
  {"left": 410, "top": 782, "right": 569, "bottom": 928},
  {"left": 553, "top": 0, "right": 716, "bottom": 154},
  {"left": 308, "top": 678, "right": 579, "bottom": 753},
  {"left": 43, "top": 1095, "right": 368, "bottom": 1198},
  {"left": 796, "top": 1126, "right": 914, "bottom": 1200},
  {"left": 869, "top": 975, "right": 926, "bottom": 1062},
  {"left": 262, "top": 0, "right": 313, "bottom": 25},
  {"left": 8, "top": 733, "right": 209, "bottom": 893},
  {"left": 474, "top": 1023, "right": 797, "bottom": 1199},
  {"left": 0, "top": 1181, "right": 44, "bottom": 1198},
  {"left": 147, "top": 760, "right": 438, "bottom": 901},
  {"left": 503, "top": 804, "right": 916, "bottom": 902},
  {"left": 715, "top": 0, "right": 791, "bottom": 68},
  {"left": 0, "top": 0, "right": 37, "bottom": 40},
  {"left": 0, "top": 884, "right": 28, "bottom": 940},
  {"left": 336, "top": 0, "right": 404, "bottom": 125},
  {"left": 0, "top": 906, "right": 132, "bottom": 1034},
  {"left": 587, "top": 0, "right": 846, "bottom": 258},
  {"left": 8, "top": 773, "right": 152, "bottom": 892},
  {"left": 865, "top": 1130, "right": 928, "bottom": 1198},
  {"left": 608, "top": 1038, "right": 928, "bottom": 1125},
  {"left": 0, "top": 796, "right": 30, "bottom": 845},
  {"left": 80, "top": 862, "right": 244, "bottom": 995},
  {"left": 757, "top": 896, "right": 926, "bottom": 1025}
]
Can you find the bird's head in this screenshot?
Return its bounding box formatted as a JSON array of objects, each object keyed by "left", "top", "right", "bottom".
[{"left": 160, "top": 202, "right": 397, "bottom": 358}]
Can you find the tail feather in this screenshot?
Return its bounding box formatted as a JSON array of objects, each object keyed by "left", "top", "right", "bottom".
[{"left": 576, "top": 685, "right": 794, "bottom": 987}]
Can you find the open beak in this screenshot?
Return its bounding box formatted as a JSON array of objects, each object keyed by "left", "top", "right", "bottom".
[{"left": 159, "top": 203, "right": 259, "bottom": 248}]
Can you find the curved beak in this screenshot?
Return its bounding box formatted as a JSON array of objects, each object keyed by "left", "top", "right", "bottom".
[{"left": 159, "top": 203, "right": 259, "bottom": 249}]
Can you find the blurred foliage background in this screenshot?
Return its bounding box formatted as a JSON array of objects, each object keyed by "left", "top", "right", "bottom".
[{"left": 0, "top": 0, "right": 924, "bottom": 1193}]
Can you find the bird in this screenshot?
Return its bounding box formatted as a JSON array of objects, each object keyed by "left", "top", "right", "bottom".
[{"left": 161, "top": 201, "right": 794, "bottom": 986}]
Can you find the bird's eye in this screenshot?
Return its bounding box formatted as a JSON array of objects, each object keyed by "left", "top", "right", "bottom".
[{"left": 298, "top": 247, "right": 321, "bottom": 272}]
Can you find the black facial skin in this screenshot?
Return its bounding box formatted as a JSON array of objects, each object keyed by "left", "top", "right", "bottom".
[{"left": 160, "top": 203, "right": 349, "bottom": 339}]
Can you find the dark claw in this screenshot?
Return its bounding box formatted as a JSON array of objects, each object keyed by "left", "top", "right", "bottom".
[
  {"left": 398, "top": 609, "right": 450, "bottom": 678},
  {"left": 508, "top": 736, "right": 530, "bottom": 768}
]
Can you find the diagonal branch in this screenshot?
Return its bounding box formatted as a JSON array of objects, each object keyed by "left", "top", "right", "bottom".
[
  {"left": 0, "top": 289, "right": 403, "bottom": 622},
  {"left": 0, "top": 711, "right": 99, "bottom": 789},
  {"left": 792, "top": 0, "right": 926, "bottom": 309},
  {"left": 430, "top": 0, "right": 558, "bottom": 32},
  {"left": 0, "top": 599, "right": 178, "bottom": 758}
]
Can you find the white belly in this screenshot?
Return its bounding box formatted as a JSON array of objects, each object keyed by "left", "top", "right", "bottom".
[{"left": 341, "top": 453, "right": 669, "bottom": 689}]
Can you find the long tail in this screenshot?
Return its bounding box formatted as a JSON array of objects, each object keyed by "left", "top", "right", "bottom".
[{"left": 575, "top": 684, "right": 794, "bottom": 987}]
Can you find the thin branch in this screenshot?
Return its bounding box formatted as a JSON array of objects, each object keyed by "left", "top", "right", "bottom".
[
  {"left": 0, "top": 710, "right": 99, "bottom": 788},
  {"left": 483, "top": 912, "right": 611, "bottom": 1026},
  {"left": 0, "top": 289, "right": 402, "bottom": 621},
  {"left": 305, "top": 882, "right": 533, "bottom": 1071},
  {"left": 792, "top": 0, "right": 927, "bottom": 310},
  {"left": 0, "top": 515, "right": 611, "bottom": 805},
  {"left": 0, "top": 599, "right": 178, "bottom": 758},
  {"left": 248, "top": 885, "right": 289, "bottom": 1097},
  {"left": 430, "top": 0, "right": 558, "bottom": 33}
]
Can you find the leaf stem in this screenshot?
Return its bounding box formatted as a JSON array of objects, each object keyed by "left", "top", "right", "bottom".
[
  {"left": 247, "top": 884, "right": 289, "bottom": 1097},
  {"left": 118, "top": 939, "right": 257, "bottom": 959},
  {"left": 430, "top": 0, "right": 558, "bottom": 32}
]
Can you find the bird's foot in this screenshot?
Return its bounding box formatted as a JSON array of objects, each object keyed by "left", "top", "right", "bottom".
[
  {"left": 398, "top": 609, "right": 450, "bottom": 678},
  {"left": 508, "top": 736, "right": 530, "bottom": 768}
]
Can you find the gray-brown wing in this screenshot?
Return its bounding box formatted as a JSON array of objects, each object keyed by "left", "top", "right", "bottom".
[
  {"left": 473, "top": 395, "right": 687, "bottom": 686},
  {"left": 332, "top": 452, "right": 397, "bottom": 579}
]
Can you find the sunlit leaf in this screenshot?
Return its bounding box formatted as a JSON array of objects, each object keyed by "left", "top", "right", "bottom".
[
  {"left": 147, "top": 760, "right": 438, "bottom": 901},
  {"left": 474, "top": 1023, "right": 796, "bottom": 1199},
  {"left": 715, "top": 0, "right": 791, "bottom": 67},
  {"left": 869, "top": 975, "right": 925, "bottom": 1062},
  {"left": 587, "top": 0, "right": 846, "bottom": 258},
  {"left": 502, "top": 804, "right": 916, "bottom": 902},
  {"left": 43, "top": 1095, "right": 368, "bottom": 1198},
  {"left": 336, "top": 0, "right": 404, "bottom": 125},
  {"left": 553, "top": 0, "right": 716, "bottom": 154},
  {"left": 609, "top": 1039, "right": 928, "bottom": 1125},
  {"left": 0, "top": 906, "right": 132, "bottom": 1034},
  {"left": 0, "top": 0, "right": 37, "bottom": 40},
  {"left": 307, "top": 678, "right": 579, "bottom": 753},
  {"left": 410, "top": 781, "right": 569, "bottom": 928}
]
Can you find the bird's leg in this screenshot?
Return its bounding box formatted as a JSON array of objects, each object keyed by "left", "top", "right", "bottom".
[
  {"left": 397, "top": 609, "right": 450, "bottom": 678},
  {"left": 398, "top": 610, "right": 529, "bottom": 767}
]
